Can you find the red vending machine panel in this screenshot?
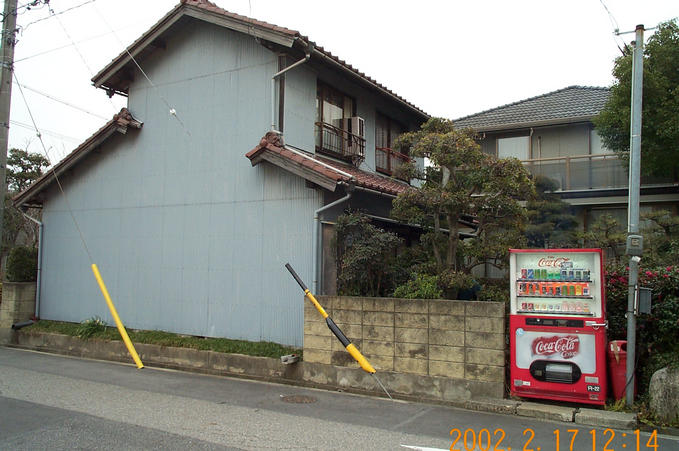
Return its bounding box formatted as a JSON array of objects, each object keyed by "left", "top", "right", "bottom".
[{"left": 509, "top": 249, "right": 607, "bottom": 405}]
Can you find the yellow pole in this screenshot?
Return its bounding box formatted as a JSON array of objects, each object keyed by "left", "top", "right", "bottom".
[{"left": 91, "top": 264, "right": 144, "bottom": 369}]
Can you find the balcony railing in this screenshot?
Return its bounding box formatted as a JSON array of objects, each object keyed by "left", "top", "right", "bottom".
[
  {"left": 315, "top": 121, "right": 365, "bottom": 163},
  {"left": 521, "top": 153, "right": 676, "bottom": 191},
  {"left": 376, "top": 147, "right": 411, "bottom": 179}
]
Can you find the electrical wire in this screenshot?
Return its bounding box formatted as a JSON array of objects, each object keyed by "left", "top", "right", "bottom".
[
  {"left": 10, "top": 119, "right": 82, "bottom": 143},
  {"left": 598, "top": 0, "right": 629, "bottom": 55},
  {"left": 13, "top": 70, "right": 94, "bottom": 263},
  {"left": 13, "top": 81, "right": 109, "bottom": 120},
  {"left": 14, "top": 27, "right": 130, "bottom": 63},
  {"left": 20, "top": 0, "right": 97, "bottom": 30}
]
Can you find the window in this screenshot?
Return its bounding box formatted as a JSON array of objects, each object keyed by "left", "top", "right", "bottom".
[
  {"left": 497, "top": 136, "right": 530, "bottom": 160},
  {"left": 315, "top": 83, "right": 364, "bottom": 161}
]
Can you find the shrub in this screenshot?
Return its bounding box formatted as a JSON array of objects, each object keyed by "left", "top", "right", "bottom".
[
  {"left": 5, "top": 246, "right": 38, "bottom": 282},
  {"left": 393, "top": 273, "right": 442, "bottom": 299}
]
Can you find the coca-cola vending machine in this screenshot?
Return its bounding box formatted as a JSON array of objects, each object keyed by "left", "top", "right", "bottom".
[{"left": 509, "top": 249, "right": 607, "bottom": 405}]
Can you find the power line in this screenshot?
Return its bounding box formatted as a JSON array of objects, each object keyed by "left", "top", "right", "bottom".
[
  {"left": 598, "top": 0, "right": 628, "bottom": 55},
  {"left": 14, "top": 28, "right": 126, "bottom": 63},
  {"left": 13, "top": 81, "right": 109, "bottom": 120},
  {"left": 13, "top": 69, "right": 94, "bottom": 263},
  {"left": 21, "top": 0, "right": 97, "bottom": 30},
  {"left": 10, "top": 119, "right": 82, "bottom": 142}
]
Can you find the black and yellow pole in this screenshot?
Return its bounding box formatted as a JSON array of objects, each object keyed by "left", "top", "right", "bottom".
[{"left": 285, "top": 263, "right": 392, "bottom": 400}]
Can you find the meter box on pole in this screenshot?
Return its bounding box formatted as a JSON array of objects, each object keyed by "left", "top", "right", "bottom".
[{"left": 509, "top": 249, "right": 607, "bottom": 405}]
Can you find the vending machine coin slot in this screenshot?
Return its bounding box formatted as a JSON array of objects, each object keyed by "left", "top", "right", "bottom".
[{"left": 530, "top": 360, "right": 582, "bottom": 384}]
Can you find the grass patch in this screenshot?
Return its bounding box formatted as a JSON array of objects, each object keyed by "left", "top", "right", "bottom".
[{"left": 29, "top": 320, "right": 302, "bottom": 359}]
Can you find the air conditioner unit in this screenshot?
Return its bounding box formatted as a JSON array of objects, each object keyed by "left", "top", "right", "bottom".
[{"left": 340, "top": 116, "right": 365, "bottom": 157}]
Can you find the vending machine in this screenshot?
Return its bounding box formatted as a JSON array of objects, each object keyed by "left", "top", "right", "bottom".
[{"left": 509, "top": 249, "right": 607, "bottom": 405}]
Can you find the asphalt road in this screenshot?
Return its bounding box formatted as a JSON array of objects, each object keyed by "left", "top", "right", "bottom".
[{"left": 0, "top": 347, "right": 676, "bottom": 450}]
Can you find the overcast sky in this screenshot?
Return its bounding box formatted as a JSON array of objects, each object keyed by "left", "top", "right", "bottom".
[{"left": 6, "top": 0, "right": 678, "bottom": 162}]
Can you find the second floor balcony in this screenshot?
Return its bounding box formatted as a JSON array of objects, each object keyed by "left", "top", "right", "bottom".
[
  {"left": 522, "top": 153, "right": 676, "bottom": 192},
  {"left": 376, "top": 147, "right": 410, "bottom": 180},
  {"left": 315, "top": 121, "right": 365, "bottom": 164}
]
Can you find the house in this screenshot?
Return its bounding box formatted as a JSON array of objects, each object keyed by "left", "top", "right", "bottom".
[
  {"left": 14, "top": 0, "right": 428, "bottom": 346},
  {"left": 454, "top": 86, "right": 679, "bottom": 230}
]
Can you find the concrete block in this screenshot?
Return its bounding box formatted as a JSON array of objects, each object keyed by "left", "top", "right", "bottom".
[
  {"left": 304, "top": 301, "right": 325, "bottom": 320},
  {"left": 429, "top": 329, "right": 464, "bottom": 346},
  {"left": 317, "top": 296, "right": 335, "bottom": 310},
  {"left": 465, "top": 316, "right": 503, "bottom": 333},
  {"left": 303, "top": 348, "right": 331, "bottom": 365},
  {"left": 575, "top": 408, "right": 637, "bottom": 429},
  {"left": 429, "top": 360, "right": 464, "bottom": 378},
  {"left": 394, "top": 357, "right": 428, "bottom": 375},
  {"left": 304, "top": 321, "right": 331, "bottom": 337},
  {"left": 333, "top": 297, "right": 362, "bottom": 311},
  {"left": 394, "top": 327, "right": 427, "bottom": 344},
  {"left": 465, "top": 301, "right": 504, "bottom": 318},
  {"left": 331, "top": 350, "right": 359, "bottom": 367},
  {"left": 362, "top": 311, "right": 394, "bottom": 327},
  {"left": 332, "top": 309, "right": 362, "bottom": 325},
  {"left": 517, "top": 402, "right": 575, "bottom": 422},
  {"left": 429, "top": 314, "right": 464, "bottom": 331},
  {"left": 363, "top": 325, "right": 394, "bottom": 341},
  {"left": 363, "top": 354, "right": 393, "bottom": 371},
  {"left": 362, "top": 298, "right": 394, "bottom": 312},
  {"left": 649, "top": 366, "right": 679, "bottom": 424},
  {"left": 362, "top": 339, "right": 394, "bottom": 356},
  {"left": 395, "top": 313, "right": 428, "bottom": 328},
  {"left": 466, "top": 331, "right": 505, "bottom": 350},
  {"left": 332, "top": 323, "right": 361, "bottom": 340},
  {"left": 303, "top": 334, "right": 332, "bottom": 351},
  {"left": 466, "top": 348, "right": 505, "bottom": 366},
  {"left": 394, "top": 343, "right": 428, "bottom": 359},
  {"left": 429, "top": 300, "right": 465, "bottom": 316},
  {"left": 331, "top": 337, "right": 362, "bottom": 352},
  {"left": 465, "top": 364, "right": 504, "bottom": 382},
  {"left": 465, "top": 398, "right": 519, "bottom": 415},
  {"left": 429, "top": 345, "right": 464, "bottom": 363},
  {"left": 394, "top": 299, "right": 428, "bottom": 314}
]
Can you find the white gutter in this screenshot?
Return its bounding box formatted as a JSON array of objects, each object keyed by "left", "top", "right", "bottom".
[
  {"left": 271, "top": 44, "right": 313, "bottom": 133},
  {"left": 21, "top": 212, "right": 43, "bottom": 318}
]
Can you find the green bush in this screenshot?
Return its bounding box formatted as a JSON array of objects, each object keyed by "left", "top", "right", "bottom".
[
  {"left": 76, "top": 316, "right": 108, "bottom": 339},
  {"left": 5, "top": 246, "right": 38, "bottom": 282},
  {"left": 393, "top": 273, "right": 442, "bottom": 299}
]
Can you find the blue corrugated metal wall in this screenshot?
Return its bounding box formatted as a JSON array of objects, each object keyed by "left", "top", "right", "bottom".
[{"left": 39, "top": 23, "right": 321, "bottom": 346}]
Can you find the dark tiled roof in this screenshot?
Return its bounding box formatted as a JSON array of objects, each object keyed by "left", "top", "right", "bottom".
[
  {"left": 454, "top": 86, "right": 610, "bottom": 130},
  {"left": 93, "top": 0, "right": 428, "bottom": 118},
  {"left": 246, "top": 133, "right": 411, "bottom": 196},
  {"left": 14, "top": 108, "right": 143, "bottom": 207}
]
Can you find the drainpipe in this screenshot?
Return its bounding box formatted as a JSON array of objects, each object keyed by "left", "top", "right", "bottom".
[
  {"left": 21, "top": 211, "right": 43, "bottom": 319},
  {"left": 313, "top": 187, "right": 353, "bottom": 294},
  {"left": 271, "top": 44, "right": 313, "bottom": 134}
]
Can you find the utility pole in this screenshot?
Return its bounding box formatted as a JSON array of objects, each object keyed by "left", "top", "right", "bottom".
[
  {"left": 625, "top": 24, "right": 644, "bottom": 408},
  {"left": 0, "top": 0, "right": 19, "bottom": 260}
]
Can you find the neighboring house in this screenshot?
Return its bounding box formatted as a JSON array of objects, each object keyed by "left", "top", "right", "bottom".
[
  {"left": 454, "top": 86, "right": 679, "bottom": 230},
  {"left": 14, "top": 0, "right": 428, "bottom": 346}
]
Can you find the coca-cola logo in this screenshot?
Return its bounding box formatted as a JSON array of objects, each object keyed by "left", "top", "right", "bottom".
[
  {"left": 537, "top": 257, "right": 570, "bottom": 268},
  {"left": 532, "top": 335, "right": 580, "bottom": 359}
]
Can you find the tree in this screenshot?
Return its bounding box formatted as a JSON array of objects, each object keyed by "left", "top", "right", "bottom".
[
  {"left": 334, "top": 211, "right": 402, "bottom": 297},
  {"left": 594, "top": 19, "right": 679, "bottom": 179},
  {"left": 2, "top": 148, "right": 49, "bottom": 259},
  {"left": 391, "top": 118, "right": 535, "bottom": 295},
  {"left": 524, "top": 175, "right": 578, "bottom": 248}
]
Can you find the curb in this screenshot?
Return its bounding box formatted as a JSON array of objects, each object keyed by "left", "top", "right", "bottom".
[{"left": 6, "top": 330, "right": 645, "bottom": 431}]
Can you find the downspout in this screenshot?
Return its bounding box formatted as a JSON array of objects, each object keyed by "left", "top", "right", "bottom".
[
  {"left": 21, "top": 211, "right": 43, "bottom": 319},
  {"left": 313, "top": 187, "right": 353, "bottom": 294},
  {"left": 271, "top": 43, "right": 313, "bottom": 134}
]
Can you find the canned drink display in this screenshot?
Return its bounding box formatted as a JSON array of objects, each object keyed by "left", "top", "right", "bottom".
[
  {"left": 521, "top": 268, "right": 527, "bottom": 279},
  {"left": 527, "top": 269, "right": 534, "bottom": 279},
  {"left": 575, "top": 284, "right": 583, "bottom": 296},
  {"left": 541, "top": 269, "right": 548, "bottom": 279},
  {"left": 583, "top": 269, "right": 590, "bottom": 280},
  {"left": 568, "top": 269, "right": 574, "bottom": 280},
  {"left": 561, "top": 269, "right": 568, "bottom": 279},
  {"left": 583, "top": 285, "right": 590, "bottom": 296},
  {"left": 575, "top": 269, "right": 582, "bottom": 280}
]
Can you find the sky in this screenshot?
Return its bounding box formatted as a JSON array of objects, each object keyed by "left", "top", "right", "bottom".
[{"left": 5, "top": 0, "right": 678, "bottom": 162}]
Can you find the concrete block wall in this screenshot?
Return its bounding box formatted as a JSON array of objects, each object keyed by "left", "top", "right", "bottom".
[
  {"left": 304, "top": 296, "right": 505, "bottom": 398},
  {"left": 0, "top": 282, "right": 37, "bottom": 344}
]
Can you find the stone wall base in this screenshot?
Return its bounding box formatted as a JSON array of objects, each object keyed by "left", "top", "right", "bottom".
[{"left": 11, "top": 331, "right": 502, "bottom": 404}]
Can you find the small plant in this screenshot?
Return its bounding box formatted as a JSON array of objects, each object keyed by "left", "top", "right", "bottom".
[{"left": 76, "top": 316, "right": 108, "bottom": 339}]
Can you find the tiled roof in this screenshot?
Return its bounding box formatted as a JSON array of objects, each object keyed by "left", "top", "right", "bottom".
[
  {"left": 454, "top": 86, "right": 610, "bottom": 130},
  {"left": 246, "top": 133, "right": 411, "bottom": 196},
  {"left": 93, "top": 0, "right": 428, "bottom": 118},
  {"left": 14, "top": 108, "right": 143, "bottom": 207}
]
